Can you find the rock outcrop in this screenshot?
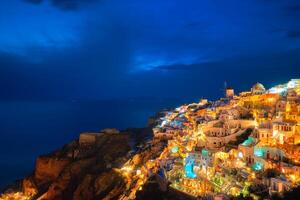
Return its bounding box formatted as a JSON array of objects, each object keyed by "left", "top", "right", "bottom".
[
  {"left": 22, "top": 177, "right": 38, "bottom": 196},
  {"left": 34, "top": 157, "right": 71, "bottom": 187},
  {"left": 2, "top": 126, "right": 165, "bottom": 200},
  {"left": 21, "top": 131, "right": 132, "bottom": 200}
]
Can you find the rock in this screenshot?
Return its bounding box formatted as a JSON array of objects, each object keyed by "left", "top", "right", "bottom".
[
  {"left": 22, "top": 177, "right": 38, "bottom": 196},
  {"left": 79, "top": 132, "right": 101, "bottom": 146},
  {"left": 101, "top": 128, "right": 120, "bottom": 134},
  {"left": 73, "top": 170, "right": 126, "bottom": 200},
  {"left": 136, "top": 177, "right": 166, "bottom": 200},
  {"left": 5, "top": 129, "right": 133, "bottom": 200},
  {"left": 34, "top": 157, "right": 71, "bottom": 187},
  {"left": 147, "top": 117, "right": 156, "bottom": 127},
  {"left": 94, "top": 171, "right": 116, "bottom": 195},
  {"left": 102, "top": 186, "right": 125, "bottom": 200},
  {"left": 132, "top": 154, "right": 142, "bottom": 166},
  {"left": 37, "top": 158, "right": 96, "bottom": 200},
  {"left": 72, "top": 175, "right": 94, "bottom": 200},
  {"left": 94, "top": 171, "right": 125, "bottom": 198}
]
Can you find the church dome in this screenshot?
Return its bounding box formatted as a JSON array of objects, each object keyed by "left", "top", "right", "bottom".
[
  {"left": 251, "top": 83, "right": 266, "bottom": 94},
  {"left": 252, "top": 83, "right": 265, "bottom": 91}
]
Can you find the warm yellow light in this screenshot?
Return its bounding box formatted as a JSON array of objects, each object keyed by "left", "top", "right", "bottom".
[
  {"left": 0, "top": 192, "right": 31, "bottom": 200},
  {"left": 290, "top": 174, "right": 296, "bottom": 182}
]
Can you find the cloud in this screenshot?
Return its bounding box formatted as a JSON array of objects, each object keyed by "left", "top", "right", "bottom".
[
  {"left": 51, "top": 0, "right": 90, "bottom": 10},
  {"left": 0, "top": 14, "right": 134, "bottom": 100},
  {"left": 283, "top": 2, "right": 300, "bottom": 18},
  {"left": 286, "top": 4, "right": 300, "bottom": 12},
  {"left": 287, "top": 30, "right": 300, "bottom": 38},
  {"left": 151, "top": 48, "right": 300, "bottom": 73},
  {"left": 25, "top": 0, "right": 43, "bottom": 4},
  {"left": 5, "top": 0, "right": 300, "bottom": 101},
  {"left": 24, "top": 0, "right": 99, "bottom": 10},
  {"left": 153, "top": 62, "right": 216, "bottom": 72},
  {"left": 270, "top": 28, "right": 300, "bottom": 39}
]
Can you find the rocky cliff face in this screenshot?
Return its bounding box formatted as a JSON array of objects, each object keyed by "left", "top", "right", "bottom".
[
  {"left": 1, "top": 127, "right": 167, "bottom": 200},
  {"left": 21, "top": 132, "right": 132, "bottom": 200},
  {"left": 34, "top": 157, "right": 71, "bottom": 187}
]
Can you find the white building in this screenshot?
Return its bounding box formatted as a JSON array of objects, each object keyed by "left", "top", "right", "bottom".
[
  {"left": 251, "top": 83, "right": 266, "bottom": 95},
  {"left": 286, "top": 89, "right": 298, "bottom": 102},
  {"left": 270, "top": 177, "right": 291, "bottom": 194},
  {"left": 272, "top": 121, "right": 296, "bottom": 144},
  {"left": 79, "top": 132, "right": 102, "bottom": 146}
]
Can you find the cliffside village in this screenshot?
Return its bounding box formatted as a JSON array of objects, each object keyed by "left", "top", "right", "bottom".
[
  {"left": 2, "top": 79, "right": 300, "bottom": 200},
  {"left": 118, "top": 79, "right": 300, "bottom": 199}
]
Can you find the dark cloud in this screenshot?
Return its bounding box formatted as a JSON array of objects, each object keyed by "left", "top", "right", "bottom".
[
  {"left": 148, "top": 49, "right": 300, "bottom": 98},
  {"left": 25, "top": 0, "right": 43, "bottom": 4},
  {"left": 286, "top": 4, "right": 300, "bottom": 12},
  {"left": 154, "top": 49, "right": 300, "bottom": 73},
  {"left": 0, "top": 52, "right": 46, "bottom": 100},
  {"left": 0, "top": 14, "right": 133, "bottom": 101},
  {"left": 269, "top": 28, "right": 300, "bottom": 39},
  {"left": 25, "top": 0, "right": 99, "bottom": 10},
  {"left": 151, "top": 63, "right": 210, "bottom": 71},
  {"left": 52, "top": 0, "right": 79, "bottom": 10},
  {"left": 287, "top": 30, "right": 300, "bottom": 38},
  {"left": 282, "top": 2, "right": 300, "bottom": 18},
  {"left": 51, "top": 0, "right": 95, "bottom": 11},
  {"left": 3, "top": 0, "right": 300, "bottom": 100}
]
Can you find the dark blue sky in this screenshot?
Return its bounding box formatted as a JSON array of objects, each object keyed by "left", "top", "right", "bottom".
[{"left": 1, "top": 0, "right": 300, "bottom": 101}]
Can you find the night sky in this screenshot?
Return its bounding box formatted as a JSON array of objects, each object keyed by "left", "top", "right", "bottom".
[{"left": 1, "top": 0, "right": 300, "bottom": 101}]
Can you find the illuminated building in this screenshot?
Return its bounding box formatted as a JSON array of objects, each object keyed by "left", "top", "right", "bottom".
[
  {"left": 252, "top": 161, "right": 263, "bottom": 171},
  {"left": 189, "top": 148, "right": 213, "bottom": 171},
  {"left": 294, "top": 134, "right": 300, "bottom": 145},
  {"left": 238, "top": 137, "right": 256, "bottom": 164},
  {"left": 150, "top": 79, "right": 300, "bottom": 199},
  {"left": 203, "top": 119, "right": 256, "bottom": 150},
  {"left": 79, "top": 132, "right": 102, "bottom": 146},
  {"left": 225, "top": 87, "right": 234, "bottom": 99},
  {"left": 254, "top": 147, "right": 265, "bottom": 157},
  {"left": 257, "top": 128, "right": 273, "bottom": 144},
  {"left": 185, "top": 155, "right": 197, "bottom": 178},
  {"left": 270, "top": 177, "right": 291, "bottom": 194},
  {"left": 286, "top": 89, "right": 298, "bottom": 102},
  {"left": 251, "top": 83, "right": 266, "bottom": 95},
  {"left": 272, "top": 121, "right": 296, "bottom": 144},
  {"left": 171, "top": 146, "right": 179, "bottom": 153},
  {"left": 269, "top": 86, "right": 286, "bottom": 95},
  {"left": 276, "top": 100, "right": 287, "bottom": 113}
]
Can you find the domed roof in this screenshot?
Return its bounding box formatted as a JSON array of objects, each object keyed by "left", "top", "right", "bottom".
[
  {"left": 287, "top": 89, "right": 297, "bottom": 96},
  {"left": 252, "top": 82, "right": 265, "bottom": 91}
]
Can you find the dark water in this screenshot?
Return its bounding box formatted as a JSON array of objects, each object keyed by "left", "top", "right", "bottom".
[{"left": 0, "top": 99, "right": 186, "bottom": 190}]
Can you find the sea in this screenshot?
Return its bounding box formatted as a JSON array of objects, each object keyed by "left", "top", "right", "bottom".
[{"left": 0, "top": 98, "right": 191, "bottom": 190}]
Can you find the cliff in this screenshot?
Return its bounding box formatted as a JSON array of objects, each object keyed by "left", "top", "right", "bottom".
[
  {"left": 20, "top": 131, "right": 132, "bottom": 200},
  {"left": 1, "top": 126, "right": 168, "bottom": 200}
]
